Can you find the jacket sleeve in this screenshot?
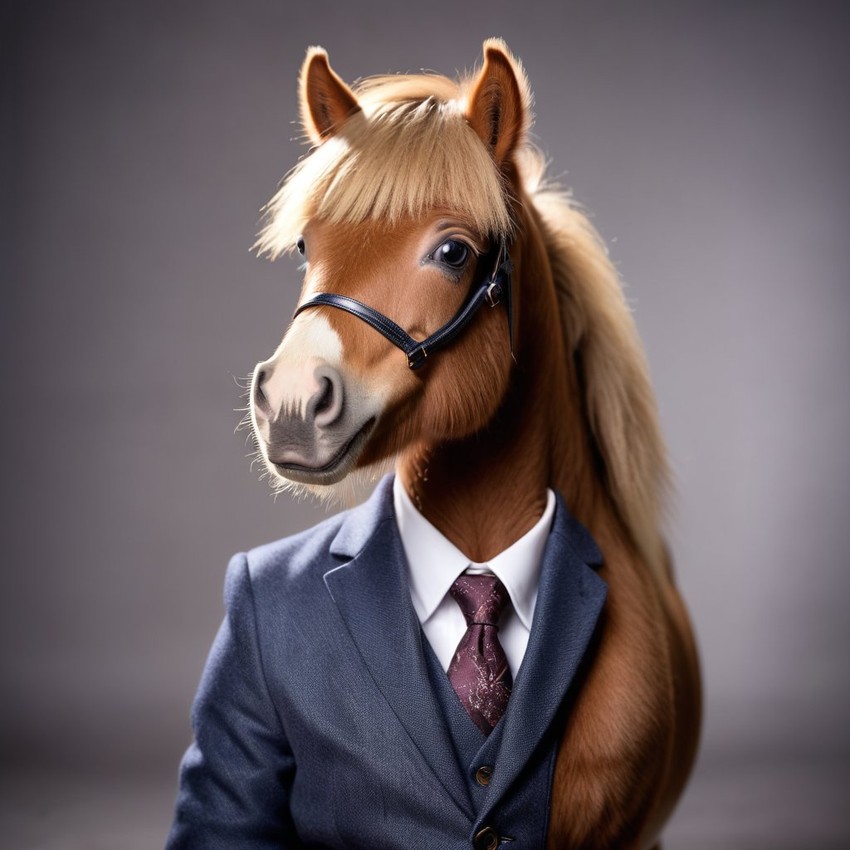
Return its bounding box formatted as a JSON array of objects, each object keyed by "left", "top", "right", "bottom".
[{"left": 166, "top": 552, "right": 302, "bottom": 849}]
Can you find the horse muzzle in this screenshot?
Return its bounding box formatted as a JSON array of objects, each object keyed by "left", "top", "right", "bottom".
[{"left": 251, "top": 359, "right": 376, "bottom": 485}]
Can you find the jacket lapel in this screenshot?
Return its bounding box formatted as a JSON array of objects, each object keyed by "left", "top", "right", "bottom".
[
  {"left": 322, "top": 477, "right": 475, "bottom": 819},
  {"left": 480, "top": 493, "right": 608, "bottom": 814}
]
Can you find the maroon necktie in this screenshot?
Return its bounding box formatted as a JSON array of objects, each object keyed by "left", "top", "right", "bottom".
[{"left": 448, "top": 574, "right": 513, "bottom": 735}]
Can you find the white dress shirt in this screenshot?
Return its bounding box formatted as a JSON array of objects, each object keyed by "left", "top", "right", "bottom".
[{"left": 393, "top": 477, "right": 556, "bottom": 677}]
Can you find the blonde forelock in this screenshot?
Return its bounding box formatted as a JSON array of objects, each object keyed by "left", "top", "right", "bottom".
[{"left": 254, "top": 74, "right": 513, "bottom": 257}]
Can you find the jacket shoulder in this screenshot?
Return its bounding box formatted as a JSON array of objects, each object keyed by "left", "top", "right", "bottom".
[
  {"left": 250, "top": 510, "right": 346, "bottom": 574},
  {"left": 227, "top": 510, "right": 345, "bottom": 604},
  {"left": 238, "top": 475, "right": 394, "bottom": 586}
]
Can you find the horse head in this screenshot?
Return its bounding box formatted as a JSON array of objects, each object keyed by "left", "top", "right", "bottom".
[{"left": 250, "top": 41, "right": 532, "bottom": 500}]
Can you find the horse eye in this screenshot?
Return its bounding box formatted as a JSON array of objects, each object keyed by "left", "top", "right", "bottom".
[
  {"left": 433, "top": 239, "right": 469, "bottom": 270},
  {"left": 296, "top": 237, "right": 306, "bottom": 256}
]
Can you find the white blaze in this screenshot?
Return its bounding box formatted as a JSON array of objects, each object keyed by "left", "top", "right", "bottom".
[{"left": 259, "top": 313, "right": 344, "bottom": 420}]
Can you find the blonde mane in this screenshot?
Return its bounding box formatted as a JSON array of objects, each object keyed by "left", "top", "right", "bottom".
[
  {"left": 528, "top": 164, "right": 670, "bottom": 576},
  {"left": 255, "top": 74, "right": 512, "bottom": 259},
  {"left": 256, "top": 71, "right": 668, "bottom": 575}
]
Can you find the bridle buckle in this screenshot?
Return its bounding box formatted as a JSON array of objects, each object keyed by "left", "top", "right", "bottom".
[
  {"left": 485, "top": 281, "right": 503, "bottom": 307},
  {"left": 407, "top": 346, "right": 428, "bottom": 370}
]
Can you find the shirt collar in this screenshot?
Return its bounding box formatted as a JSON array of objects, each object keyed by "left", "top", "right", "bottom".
[{"left": 393, "top": 477, "right": 555, "bottom": 630}]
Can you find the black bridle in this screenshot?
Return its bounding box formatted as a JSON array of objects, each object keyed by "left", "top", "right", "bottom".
[{"left": 292, "top": 239, "right": 514, "bottom": 370}]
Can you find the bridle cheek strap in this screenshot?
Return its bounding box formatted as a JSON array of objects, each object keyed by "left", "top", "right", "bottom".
[{"left": 292, "top": 242, "right": 513, "bottom": 370}]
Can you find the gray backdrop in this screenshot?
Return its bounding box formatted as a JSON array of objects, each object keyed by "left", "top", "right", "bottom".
[{"left": 3, "top": 1, "right": 849, "bottom": 848}]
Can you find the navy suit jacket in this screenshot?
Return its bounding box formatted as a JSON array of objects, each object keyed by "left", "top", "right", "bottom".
[{"left": 167, "top": 476, "right": 607, "bottom": 849}]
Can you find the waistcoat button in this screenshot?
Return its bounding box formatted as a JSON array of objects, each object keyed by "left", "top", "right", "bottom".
[
  {"left": 475, "top": 765, "right": 493, "bottom": 786},
  {"left": 473, "top": 825, "right": 499, "bottom": 850}
]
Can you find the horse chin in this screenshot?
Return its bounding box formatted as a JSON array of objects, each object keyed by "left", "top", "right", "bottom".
[
  {"left": 269, "top": 417, "right": 376, "bottom": 487},
  {"left": 268, "top": 452, "right": 396, "bottom": 510}
]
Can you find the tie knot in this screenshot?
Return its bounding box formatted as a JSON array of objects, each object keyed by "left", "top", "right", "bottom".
[{"left": 450, "top": 574, "right": 510, "bottom": 627}]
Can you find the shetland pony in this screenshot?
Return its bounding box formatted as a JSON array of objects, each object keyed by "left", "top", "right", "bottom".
[{"left": 249, "top": 39, "right": 700, "bottom": 850}]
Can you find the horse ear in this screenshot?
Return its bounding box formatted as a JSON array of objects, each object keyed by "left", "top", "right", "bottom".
[
  {"left": 465, "top": 39, "right": 532, "bottom": 166},
  {"left": 299, "top": 47, "right": 361, "bottom": 144}
]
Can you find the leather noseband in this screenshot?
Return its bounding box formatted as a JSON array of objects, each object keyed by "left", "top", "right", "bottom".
[{"left": 293, "top": 239, "right": 513, "bottom": 370}]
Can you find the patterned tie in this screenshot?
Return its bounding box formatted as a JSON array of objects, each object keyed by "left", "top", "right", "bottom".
[{"left": 448, "top": 573, "right": 513, "bottom": 735}]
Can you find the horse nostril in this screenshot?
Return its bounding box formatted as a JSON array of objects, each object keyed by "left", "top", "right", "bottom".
[
  {"left": 253, "top": 368, "right": 272, "bottom": 419},
  {"left": 310, "top": 366, "right": 345, "bottom": 428},
  {"left": 313, "top": 377, "right": 333, "bottom": 417}
]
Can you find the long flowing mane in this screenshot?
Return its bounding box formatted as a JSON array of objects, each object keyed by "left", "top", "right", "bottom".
[
  {"left": 529, "top": 166, "right": 670, "bottom": 576},
  {"left": 256, "top": 69, "right": 668, "bottom": 576}
]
